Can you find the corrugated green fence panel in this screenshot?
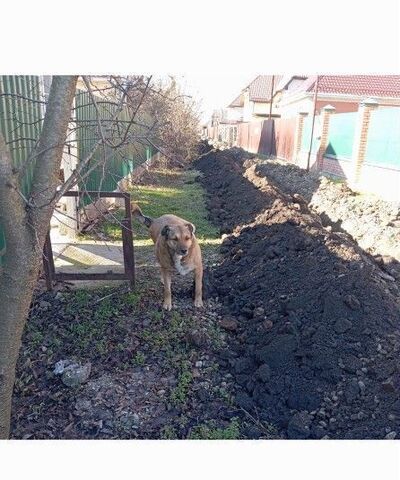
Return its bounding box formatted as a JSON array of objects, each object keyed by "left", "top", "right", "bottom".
[
  {"left": 365, "top": 108, "right": 400, "bottom": 169},
  {"left": 0, "top": 75, "right": 43, "bottom": 264},
  {"left": 75, "top": 89, "right": 150, "bottom": 207},
  {"left": 0, "top": 76, "right": 43, "bottom": 194},
  {"left": 325, "top": 112, "right": 357, "bottom": 159},
  {"left": 300, "top": 115, "right": 321, "bottom": 154}
]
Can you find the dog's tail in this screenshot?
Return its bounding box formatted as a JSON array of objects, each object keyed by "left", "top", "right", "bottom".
[{"left": 131, "top": 202, "right": 153, "bottom": 228}]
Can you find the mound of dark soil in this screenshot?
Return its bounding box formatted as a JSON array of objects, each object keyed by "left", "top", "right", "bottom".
[
  {"left": 196, "top": 148, "right": 262, "bottom": 233},
  {"left": 195, "top": 149, "right": 400, "bottom": 439}
]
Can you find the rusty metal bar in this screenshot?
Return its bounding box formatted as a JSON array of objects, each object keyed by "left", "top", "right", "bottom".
[
  {"left": 62, "top": 190, "right": 129, "bottom": 198},
  {"left": 122, "top": 195, "right": 135, "bottom": 289},
  {"left": 267, "top": 75, "right": 276, "bottom": 157},
  {"left": 55, "top": 272, "right": 129, "bottom": 281}
]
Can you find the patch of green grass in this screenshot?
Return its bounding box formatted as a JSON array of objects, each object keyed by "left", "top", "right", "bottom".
[
  {"left": 170, "top": 362, "right": 193, "bottom": 407},
  {"left": 87, "top": 168, "right": 219, "bottom": 245},
  {"left": 214, "top": 385, "right": 232, "bottom": 403},
  {"left": 132, "top": 351, "right": 146, "bottom": 366},
  {"left": 64, "top": 290, "right": 91, "bottom": 315},
  {"left": 124, "top": 291, "right": 141, "bottom": 306},
  {"left": 160, "top": 424, "right": 178, "bottom": 440},
  {"left": 50, "top": 287, "right": 145, "bottom": 355},
  {"left": 29, "top": 330, "right": 44, "bottom": 348},
  {"left": 100, "top": 210, "right": 125, "bottom": 240},
  {"left": 151, "top": 310, "right": 163, "bottom": 322},
  {"left": 94, "top": 300, "right": 119, "bottom": 322},
  {"left": 188, "top": 417, "right": 241, "bottom": 440},
  {"left": 95, "top": 339, "right": 108, "bottom": 355},
  {"left": 139, "top": 311, "right": 186, "bottom": 352}
]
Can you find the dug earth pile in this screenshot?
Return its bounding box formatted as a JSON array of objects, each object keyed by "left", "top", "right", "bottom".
[
  {"left": 195, "top": 148, "right": 400, "bottom": 439},
  {"left": 254, "top": 159, "right": 400, "bottom": 265}
]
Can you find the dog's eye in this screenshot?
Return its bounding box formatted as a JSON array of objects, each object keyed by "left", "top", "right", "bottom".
[
  {"left": 185, "top": 236, "right": 190, "bottom": 240},
  {"left": 172, "top": 237, "right": 178, "bottom": 241}
]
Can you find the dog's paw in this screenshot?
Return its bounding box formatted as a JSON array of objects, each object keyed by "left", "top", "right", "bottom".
[
  {"left": 163, "top": 301, "right": 172, "bottom": 311},
  {"left": 194, "top": 299, "right": 203, "bottom": 308}
]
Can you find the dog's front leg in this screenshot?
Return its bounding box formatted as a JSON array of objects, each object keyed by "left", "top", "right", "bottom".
[
  {"left": 194, "top": 266, "right": 203, "bottom": 308},
  {"left": 161, "top": 268, "right": 172, "bottom": 311}
]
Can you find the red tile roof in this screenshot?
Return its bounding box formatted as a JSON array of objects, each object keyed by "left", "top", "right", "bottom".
[
  {"left": 228, "top": 93, "right": 243, "bottom": 108},
  {"left": 247, "top": 75, "right": 283, "bottom": 102},
  {"left": 297, "top": 75, "right": 400, "bottom": 98},
  {"left": 228, "top": 75, "right": 284, "bottom": 107}
]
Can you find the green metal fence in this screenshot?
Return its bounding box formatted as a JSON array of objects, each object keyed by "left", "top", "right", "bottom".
[
  {"left": 0, "top": 75, "right": 43, "bottom": 264},
  {"left": 365, "top": 108, "right": 400, "bottom": 169},
  {"left": 75, "top": 89, "right": 152, "bottom": 206},
  {"left": 1, "top": 80, "right": 155, "bottom": 263},
  {"left": 325, "top": 112, "right": 358, "bottom": 159}
]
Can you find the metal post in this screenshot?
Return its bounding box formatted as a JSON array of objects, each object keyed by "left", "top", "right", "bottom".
[
  {"left": 268, "top": 75, "right": 275, "bottom": 121},
  {"left": 306, "top": 75, "right": 319, "bottom": 171},
  {"left": 268, "top": 75, "right": 275, "bottom": 157},
  {"left": 122, "top": 194, "right": 135, "bottom": 289}
]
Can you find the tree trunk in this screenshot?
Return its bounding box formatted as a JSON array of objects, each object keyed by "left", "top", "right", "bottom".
[
  {"left": 0, "top": 76, "right": 78, "bottom": 438},
  {"left": 0, "top": 258, "right": 40, "bottom": 438}
]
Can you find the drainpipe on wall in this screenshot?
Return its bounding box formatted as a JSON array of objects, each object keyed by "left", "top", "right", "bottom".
[{"left": 306, "top": 75, "right": 319, "bottom": 171}]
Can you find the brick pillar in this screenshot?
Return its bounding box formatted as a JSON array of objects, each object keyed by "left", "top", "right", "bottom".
[
  {"left": 316, "top": 104, "right": 336, "bottom": 171},
  {"left": 351, "top": 98, "right": 379, "bottom": 185},
  {"left": 292, "top": 111, "right": 308, "bottom": 164}
]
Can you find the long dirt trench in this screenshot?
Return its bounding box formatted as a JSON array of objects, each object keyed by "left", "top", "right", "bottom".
[{"left": 195, "top": 147, "right": 400, "bottom": 440}]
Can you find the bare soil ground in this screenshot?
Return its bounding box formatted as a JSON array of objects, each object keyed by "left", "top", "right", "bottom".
[
  {"left": 12, "top": 149, "right": 400, "bottom": 440},
  {"left": 253, "top": 158, "right": 400, "bottom": 263},
  {"left": 11, "top": 165, "right": 277, "bottom": 440}
]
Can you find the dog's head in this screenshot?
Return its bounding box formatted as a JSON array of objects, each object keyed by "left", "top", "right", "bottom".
[{"left": 161, "top": 223, "right": 196, "bottom": 257}]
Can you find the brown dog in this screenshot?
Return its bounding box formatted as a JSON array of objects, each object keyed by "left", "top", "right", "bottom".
[{"left": 131, "top": 203, "right": 203, "bottom": 310}]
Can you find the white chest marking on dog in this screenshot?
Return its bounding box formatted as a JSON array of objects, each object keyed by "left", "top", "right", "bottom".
[{"left": 174, "top": 255, "right": 194, "bottom": 276}]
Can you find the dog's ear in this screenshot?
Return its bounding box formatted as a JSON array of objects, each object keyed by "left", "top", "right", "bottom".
[
  {"left": 161, "top": 225, "right": 170, "bottom": 238},
  {"left": 186, "top": 223, "right": 196, "bottom": 235}
]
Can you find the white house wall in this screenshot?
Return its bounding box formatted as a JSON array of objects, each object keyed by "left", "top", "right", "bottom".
[{"left": 277, "top": 97, "right": 314, "bottom": 118}]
